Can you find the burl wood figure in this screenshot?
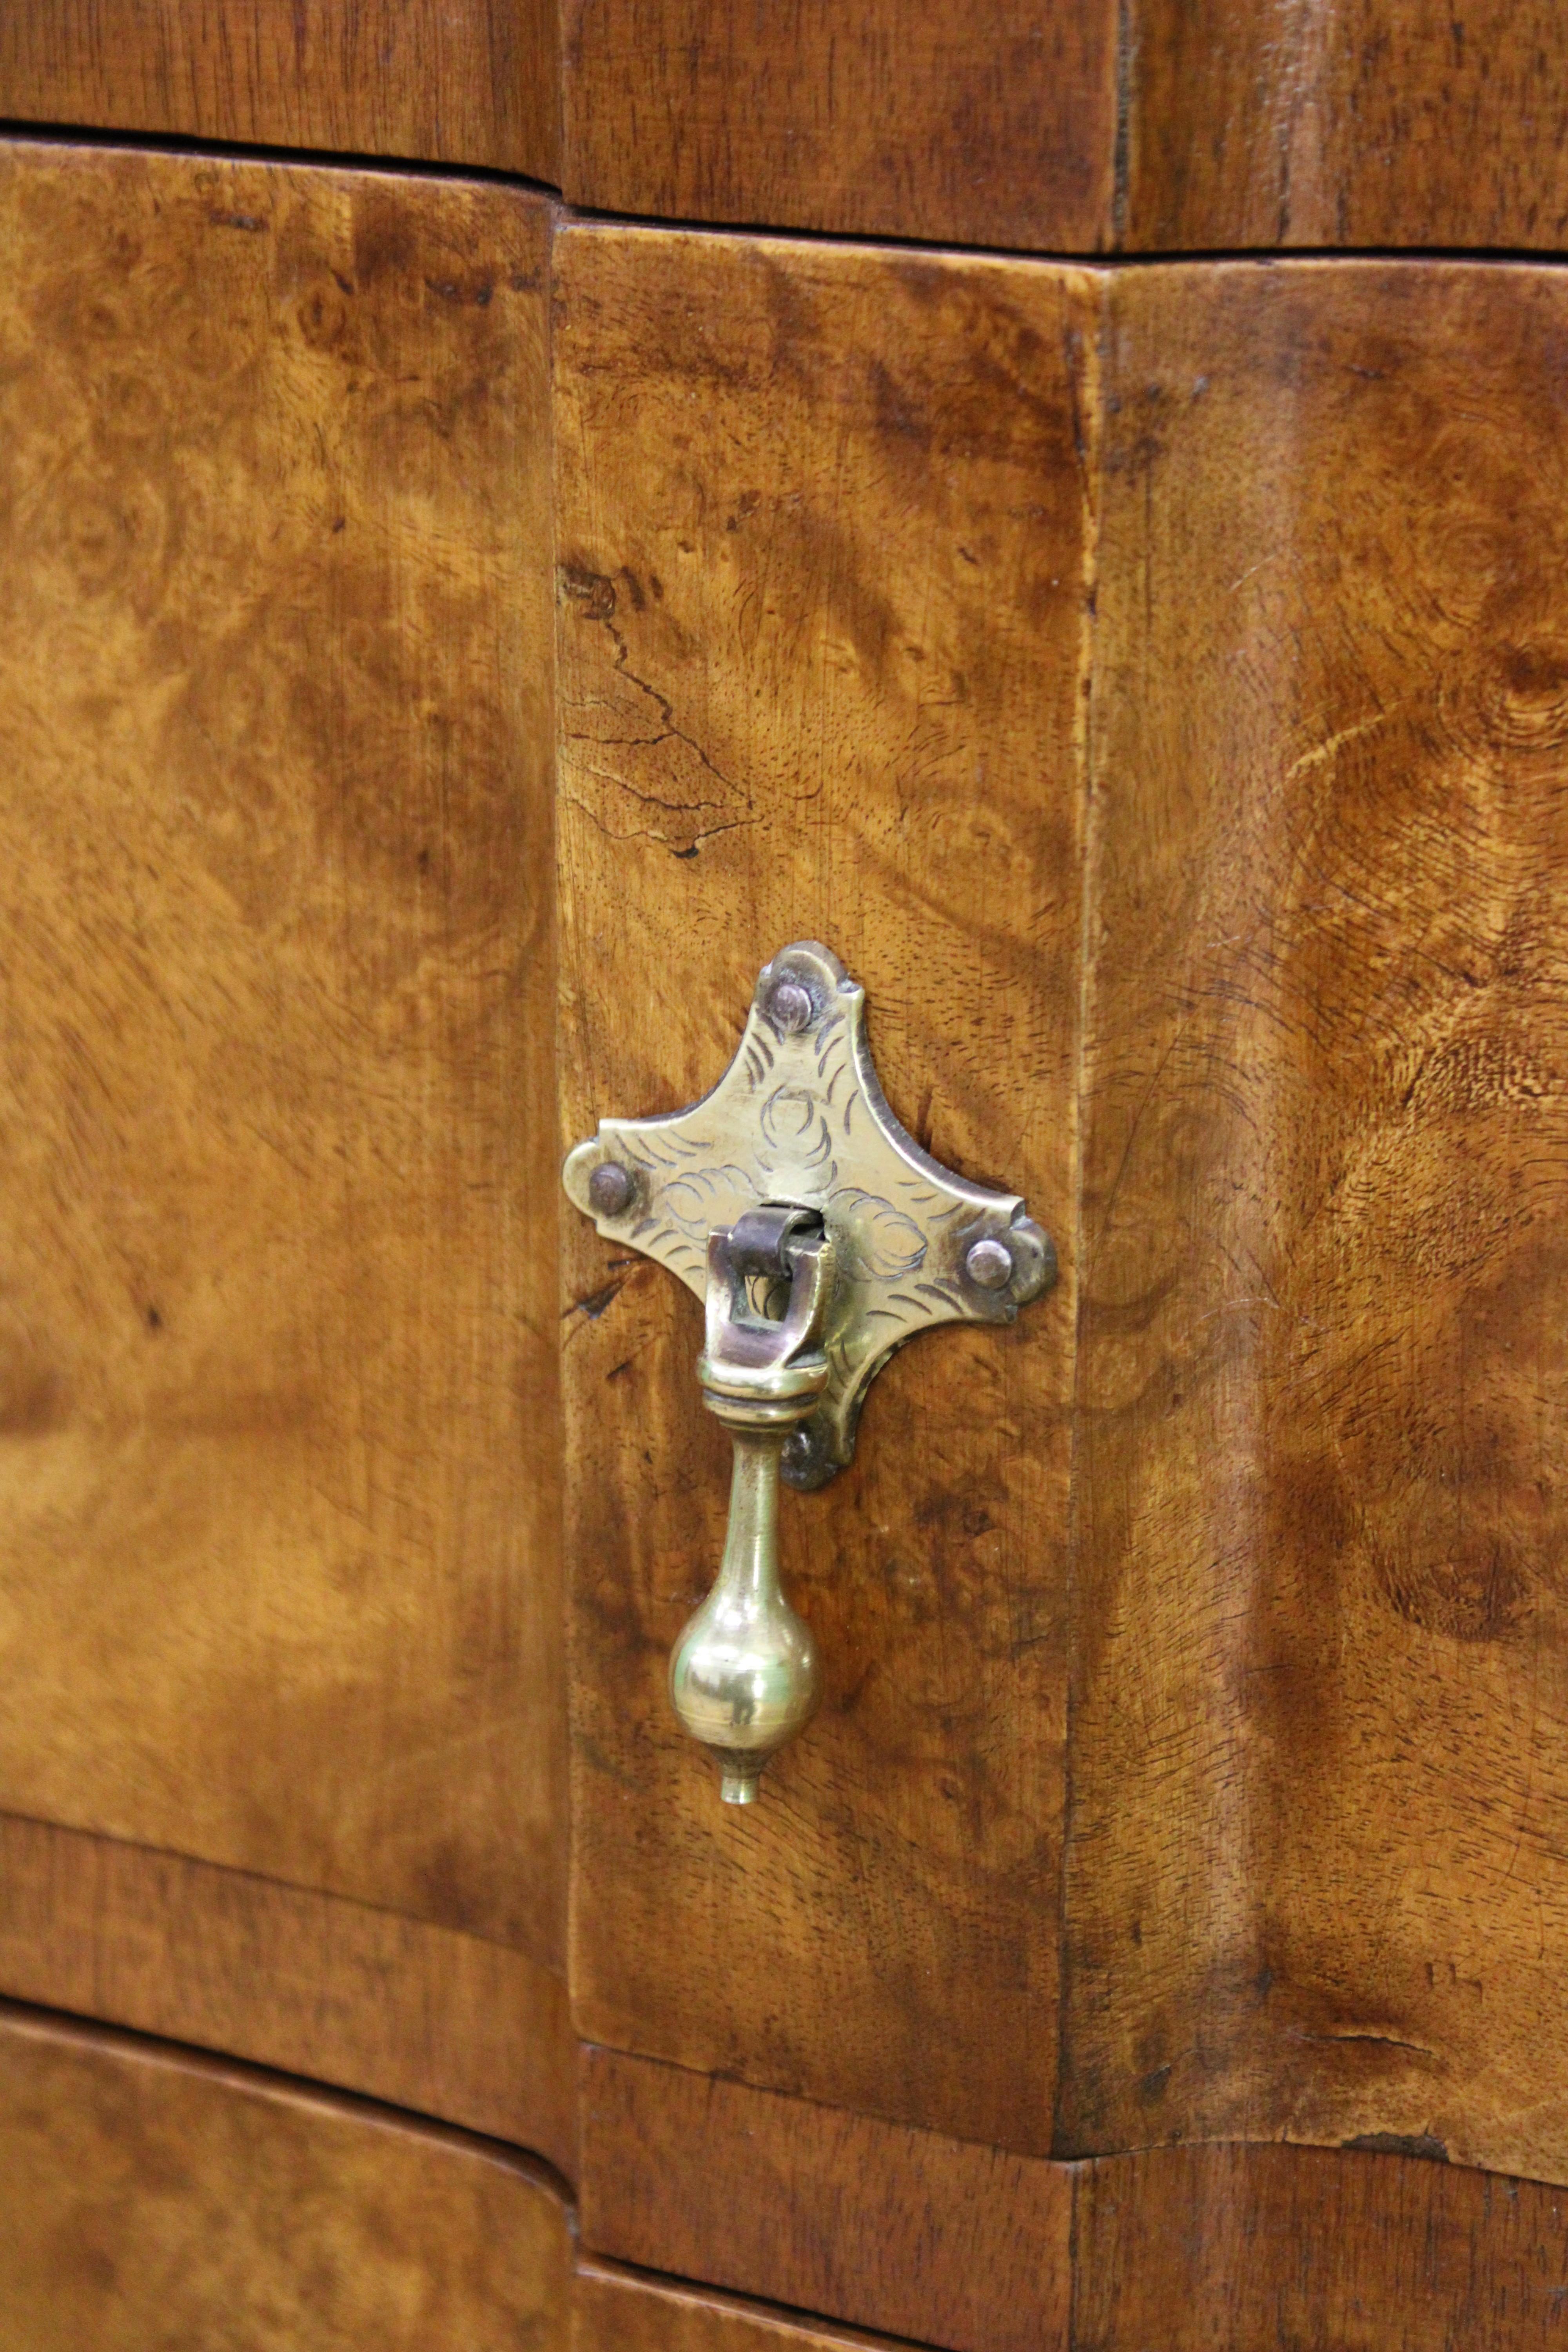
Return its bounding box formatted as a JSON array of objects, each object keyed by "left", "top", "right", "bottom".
[{"left": 3, "top": 6, "right": 1568, "bottom": 2348}]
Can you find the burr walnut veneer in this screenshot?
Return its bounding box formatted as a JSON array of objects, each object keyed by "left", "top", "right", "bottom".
[{"left": 2, "top": 10, "right": 1568, "bottom": 2347}]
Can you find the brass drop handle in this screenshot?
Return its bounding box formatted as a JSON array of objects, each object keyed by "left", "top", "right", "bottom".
[
  {"left": 563, "top": 941, "right": 1056, "bottom": 1803},
  {"left": 670, "top": 1207, "right": 835, "bottom": 1804}
]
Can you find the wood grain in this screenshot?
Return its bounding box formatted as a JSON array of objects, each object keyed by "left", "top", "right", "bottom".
[
  {"left": 1074, "top": 2141, "right": 1568, "bottom": 2351},
  {"left": 1063, "top": 259, "right": 1568, "bottom": 2184},
  {"left": 579, "top": 2047, "right": 1072, "bottom": 2352},
  {"left": 0, "top": 140, "right": 564, "bottom": 2016},
  {"left": 10, "top": 0, "right": 1568, "bottom": 252},
  {"left": 0, "top": 2000, "right": 571, "bottom": 2350},
  {"left": 52, "top": 2034, "right": 1562, "bottom": 2352},
  {"left": 1123, "top": 0, "right": 1568, "bottom": 253},
  {"left": 555, "top": 222, "right": 1090, "bottom": 2154},
  {"left": 560, "top": 0, "right": 1568, "bottom": 255},
  {"left": 0, "top": 1, "right": 558, "bottom": 183},
  {"left": 560, "top": 0, "right": 1115, "bottom": 252},
  {"left": 575, "top": 2261, "right": 909, "bottom": 2352},
  {"left": 583, "top": 2116, "right": 1568, "bottom": 2352},
  {"left": 0, "top": 1811, "right": 574, "bottom": 2176}
]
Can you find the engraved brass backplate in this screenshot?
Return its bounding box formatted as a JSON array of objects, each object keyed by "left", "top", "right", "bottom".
[{"left": 563, "top": 940, "right": 1055, "bottom": 1490}]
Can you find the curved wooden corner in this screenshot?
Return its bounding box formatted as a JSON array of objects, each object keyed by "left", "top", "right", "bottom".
[
  {"left": 0, "top": 1999, "right": 574, "bottom": 2351},
  {"left": 581, "top": 2047, "right": 1568, "bottom": 2351},
  {"left": 578, "top": 2047, "right": 1073, "bottom": 2352},
  {"left": 1074, "top": 2140, "right": 1568, "bottom": 2350},
  {"left": 0, "top": 1811, "right": 576, "bottom": 2180}
]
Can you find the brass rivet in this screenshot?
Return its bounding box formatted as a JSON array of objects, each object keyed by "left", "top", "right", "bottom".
[
  {"left": 964, "top": 1236, "right": 1014, "bottom": 1291},
  {"left": 768, "top": 979, "right": 814, "bottom": 1034},
  {"left": 588, "top": 1160, "right": 635, "bottom": 1216}
]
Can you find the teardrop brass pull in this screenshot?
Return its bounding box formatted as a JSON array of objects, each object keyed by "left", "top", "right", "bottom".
[
  {"left": 669, "top": 1207, "right": 834, "bottom": 1803},
  {"left": 563, "top": 942, "right": 1056, "bottom": 1801}
]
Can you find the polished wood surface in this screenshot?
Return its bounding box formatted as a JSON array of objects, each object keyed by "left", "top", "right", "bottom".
[
  {"left": 559, "top": 235, "right": 1568, "bottom": 2323},
  {"left": 1124, "top": 0, "right": 1568, "bottom": 252},
  {"left": 560, "top": 0, "right": 1114, "bottom": 254},
  {"left": 576, "top": 2262, "right": 904, "bottom": 2352},
  {"left": 581, "top": 2052, "right": 1568, "bottom": 2349},
  {"left": 579, "top": 2047, "right": 1073, "bottom": 2352},
  {"left": 1065, "top": 258, "right": 1568, "bottom": 2185},
  {"left": 0, "top": 139, "right": 566, "bottom": 2153},
  {"left": 0, "top": 1, "right": 557, "bottom": 182},
  {"left": 0, "top": 2001, "right": 572, "bottom": 2350},
  {"left": 8, "top": 0, "right": 1568, "bottom": 253},
  {"left": 555, "top": 221, "right": 1087, "bottom": 2156},
  {"left": 7, "top": 1997, "right": 1563, "bottom": 2352},
  {"left": 1075, "top": 2142, "right": 1568, "bottom": 2350},
  {"left": 0, "top": 2004, "right": 573, "bottom": 2352},
  {"left": 5, "top": 118, "right": 1568, "bottom": 2352},
  {"left": 560, "top": 0, "right": 1568, "bottom": 254},
  {"left": 0, "top": 1812, "right": 574, "bottom": 2174}
]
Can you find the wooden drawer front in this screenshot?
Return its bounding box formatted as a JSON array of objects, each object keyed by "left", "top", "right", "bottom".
[
  {"left": 559, "top": 242, "right": 1568, "bottom": 2321},
  {"left": 5, "top": 124, "right": 1568, "bottom": 2352},
  {"left": 9, "top": 6, "right": 1567, "bottom": 257},
  {"left": 1068, "top": 260, "right": 1568, "bottom": 2189},
  {"left": 556, "top": 221, "right": 1087, "bottom": 2160},
  {"left": 559, "top": 0, "right": 1568, "bottom": 254},
  {"left": 0, "top": 140, "right": 568, "bottom": 2165},
  {"left": 9, "top": 1998, "right": 1563, "bottom": 2352},
  {"left": 0, "top": 2002, "right": 927, "bottom": 2352},
  {"left": 575, "top": 2263, "right": 912, "bottom": 2352},
  {"left": 0, "top": 2002, "right": 572, "bottom": 2350},
  {"left": 0, "top": 4, "right": 557, "bottom": 182}
]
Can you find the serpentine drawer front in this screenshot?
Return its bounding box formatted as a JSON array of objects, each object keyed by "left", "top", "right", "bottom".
[
  {"left": 9, "top": 7, "right": 1568, "bottom": 2348},
  {"left": 564, "top": 941, "right": 1054, "bottom": 1798}
]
